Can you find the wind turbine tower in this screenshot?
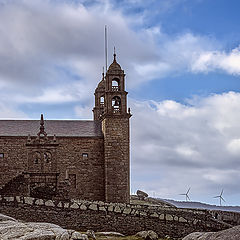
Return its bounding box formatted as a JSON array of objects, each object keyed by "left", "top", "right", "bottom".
[{"left": 214, "top": 189, "right": 225, "bottom": 206}]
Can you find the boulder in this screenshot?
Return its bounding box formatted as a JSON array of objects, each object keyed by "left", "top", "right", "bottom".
[
  {"left": 182, "top": 225, "right": 240, "bottom": 240},
  {"left": 0, "top": 213, "right": 16, "bottom": 222},
  {"left": 0, "top": 214, "right": 70, "bottom": 240},
  {"left": 86, "top": 230, "right": 96, "bottom": 240},
  {"left": 136, "top": 190, "right": 148, "bottom": 200},
  {"left": 135, "top": 230, "right": 158, "bottom": 240}
]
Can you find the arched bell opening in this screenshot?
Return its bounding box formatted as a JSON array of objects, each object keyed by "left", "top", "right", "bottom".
[
  {"left": 112, "top": 78, "right": 120, "bottom": 91},
  {"left": 112, "top": 96, "right": 121, "bottom": 113}
]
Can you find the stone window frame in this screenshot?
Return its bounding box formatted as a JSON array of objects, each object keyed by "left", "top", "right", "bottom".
[{"left": 0, "top": 153, "right": 4, "bottom": 158}]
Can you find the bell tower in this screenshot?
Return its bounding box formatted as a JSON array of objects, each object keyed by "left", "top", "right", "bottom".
[{"left": 93, "top": 52, "right": 131, "bottom": 203}]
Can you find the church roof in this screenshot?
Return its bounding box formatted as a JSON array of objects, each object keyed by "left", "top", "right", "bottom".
[
  {"left": 0, "top": 120, "right": 103, "bottom": 137},
  {"left": 107, "top": 53, "right": 122, "bottom": 72}
]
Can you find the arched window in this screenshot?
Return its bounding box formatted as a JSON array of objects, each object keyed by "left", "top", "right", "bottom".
[
  {"left": 112, "top": 96, "right": 121, "bottom": 113},
  {"left": 112, "top": 78, "right": 120, "bottom": 91},
  {"left": 100, "top": 96, "right": 104, "bottom": 105},
  {"left": 44, "top": 152, "right": 51, "bottom": 163}
]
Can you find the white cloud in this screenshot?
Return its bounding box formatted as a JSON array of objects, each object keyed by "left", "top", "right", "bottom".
[
  {"left": 192, "top": 46, "right": 240, "bottom": 75},
  {"left": 227, "top": 139, "right": 240, "bottom": 155},
  {"left": 130, "top": 92, "right": 240, "bottom": 203}
]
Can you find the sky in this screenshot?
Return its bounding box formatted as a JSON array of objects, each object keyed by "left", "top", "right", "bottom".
[{"left": 0, "top": 0, "right": 240, "bottom": 205}]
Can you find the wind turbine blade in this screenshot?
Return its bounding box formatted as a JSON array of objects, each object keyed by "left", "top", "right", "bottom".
[
  {"left": 221, "top": 197, "right": 226, "bottom": 202},
  {"left": 187, "top": 195, "right": 191, "bottom": 201},
  {"left": 213, "top": 196, "right": 220, "bottom": 198},
  {"left": 220, "top": 189, "right": 224, "bottom": 196},
  {"left": 187, "top": 188, "right": 191, "bottom": 194}
]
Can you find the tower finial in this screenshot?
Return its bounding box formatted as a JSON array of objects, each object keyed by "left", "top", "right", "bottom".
[{"left": 113, "top": 46, "right": 116, "bottom": 62}]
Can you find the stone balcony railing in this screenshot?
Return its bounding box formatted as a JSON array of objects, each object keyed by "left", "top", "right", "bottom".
[{"left": 112, "top": 86, "right": 119, "bottom": 91}]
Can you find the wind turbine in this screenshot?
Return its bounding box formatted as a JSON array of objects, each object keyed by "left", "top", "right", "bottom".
[
  {"left": 214, "top": 189, "right": 225, "bottom": 206},
  {"left": 180, "top": 187, "right": 191, "bottom": 201}
]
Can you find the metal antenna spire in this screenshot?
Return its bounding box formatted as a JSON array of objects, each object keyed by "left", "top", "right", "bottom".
[
  {"left": 105, "top": 25, "right": 108, "bottom": 73},
  {"left": 113, "top": 46, "right": 116, "bottom": 61}
]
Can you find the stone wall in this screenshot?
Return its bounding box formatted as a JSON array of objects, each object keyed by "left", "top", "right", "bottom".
[
  {"left": 0, "top": 136, "right": 105, "bottom": 201},
  {"left": 210, "top": 210, "right": 240, "bottom": 226},
  {"left": 0, "top": 195, "right": 231, "bottom": 239}
]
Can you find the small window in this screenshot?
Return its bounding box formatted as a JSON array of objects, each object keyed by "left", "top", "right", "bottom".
[
  {"left": 0, "top": 153, "right": 4, "bottom": 158},
  {"left": 82, "top": 153, "right": 88, "bottom": 159},
  {"left": 100, "top": 96, "right": 104, "bottom": 105}
]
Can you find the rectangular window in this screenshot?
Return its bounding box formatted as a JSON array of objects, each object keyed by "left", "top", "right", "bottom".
[
  {"left": 0, "top": 153, "right": 4, "bottom": 158},
  {"left": 82, "top": 153, "right": 88, "bottom": 159}
]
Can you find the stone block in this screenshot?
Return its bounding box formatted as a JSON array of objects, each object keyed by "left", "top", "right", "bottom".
[
  {"left": 24, "top": 197, "right": 34, "bottom": 205},
  {"left": 89, "top": 204, "right": 98, "bottom": 211},
  {"left": 179, "top": 217, "right": 188, "bottom": 223},
  {"left": 114, "top": 206, "right": 121, "bottom": 213},
  {"left": 80, "top": 204, "right": 87, "bottom": 210},
  {"left": 166, "top": 214, "right": 173, "bottom": 221},
  {"left": 99, "top": 206, "right": 106, "bottom": 211},
  {"left": 70, "top": 203, "right": 79, "bottom": 209},
  {"left": 45, "top": 200, "right": 55, "bottom": 207},
  {"left": 35, "top": 199, "right": 44, "bottom": 206},
  {"left": 150, "top": 212, "right": 158, "bottom": 218},
  {"left": 4, "top": 196, "right": 14, "bottom": 202},
  {"left": 159, "top": 214, "right": 165, "bottom": 220},
  {"left": 123, "top": 208, "right": 131, "bottom": 215}
]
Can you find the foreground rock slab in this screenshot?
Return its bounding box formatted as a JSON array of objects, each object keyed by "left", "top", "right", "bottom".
[
  {"left": 95, "top": 232, "right": 125, "bottom": 237},
  {"left": 0, "top": 213, "right": 88, "bottom": 240},
  {"left": 182, "top": 225, "right": 240, "bottom": 240}
]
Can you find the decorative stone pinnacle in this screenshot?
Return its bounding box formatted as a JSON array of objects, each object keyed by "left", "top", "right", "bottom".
[
  {"left": 40, "top": 114, "right": 44, "bottom": 133},
  {"left": 38, "top": 113, "right": 47, "bottom": 138}
]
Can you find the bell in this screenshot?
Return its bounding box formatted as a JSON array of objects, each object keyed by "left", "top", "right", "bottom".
[{"left": 114, "top": 100, "right": 120, "bottom": 106}]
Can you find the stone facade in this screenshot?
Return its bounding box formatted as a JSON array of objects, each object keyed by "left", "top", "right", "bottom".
[{"left": 0, "top": 55, "right": 131, "bottom": 203}]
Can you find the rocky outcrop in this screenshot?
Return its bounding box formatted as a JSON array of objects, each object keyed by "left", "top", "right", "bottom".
[
  {"left": 182, "top": 225, "right": 240, "bottom": 240},
  {"left": 0, "top": 213, "right": 88, "bottom": 240}
]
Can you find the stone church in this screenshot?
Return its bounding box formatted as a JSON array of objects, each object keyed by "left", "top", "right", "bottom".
[{"left": 0, "top": 54, "right": 131, "bottom": 203}]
